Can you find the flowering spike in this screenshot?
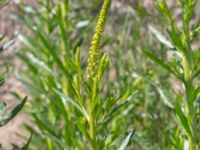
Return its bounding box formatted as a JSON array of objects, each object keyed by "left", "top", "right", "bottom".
[{"left": 87, "top": 0, "right": 111, "bottom": 79}]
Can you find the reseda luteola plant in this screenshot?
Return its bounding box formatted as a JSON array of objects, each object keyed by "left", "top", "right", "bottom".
[
  {"left": 13, "top": 0, "right": 200, "bottom": 149},
  {"left": 86, "top": 0, "right": 111, "bottom": 149},
  {"left": 144, "top": 0, "right": 200, "bottom": 149},
  {"left": 17, "top": 0, "right": 136, "bottom": 149},
  {"left": 83, "top": 0, "right": 135, "bottom": 149}
]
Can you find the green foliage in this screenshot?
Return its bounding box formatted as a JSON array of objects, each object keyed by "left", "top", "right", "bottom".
[
  {"left": 13, "top": 0, "right": 200, "bottom": 149},
  {"left": 144, "top": 0, "right": 200, "bottom": 149},
  {"left": 16, "top": 0, "right": 136, "bottom": 149},
  {"left": 0, "top": 97, "right": 27, "bottom": 127}
]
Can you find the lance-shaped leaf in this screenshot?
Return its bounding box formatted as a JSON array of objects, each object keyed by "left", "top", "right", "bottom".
[
  {"left": 0, "top": 96, "right": 27, "bottom": 127},
  {"left": 21, "top": 133, "right": 33, "bottom": 150},
  {"left": 33, "top": 114, "right": 58, "bottom": 138},
  {"left": 12, "top": 133, "right": 33, "bottom": 150},
  {"left": 98, "top": 91, "right": 137, "bottom": 127},
  {"left": 148, "top": 25, "right": 176, "bottom": 50},
  {"left": 0, "top": 102, "right": 6, "bottom": 119},
  {"left": 54, "top": 89, "right": 90, "bottom": 121},
  {"left": 156, "top": 85, "right": 174, "bottom": 109},
  {"left": 0, "top": 37, "right": 16, "bottom": 52},
  {"left": 118, "top": 129, "right": 135, "bottom": 150},
  {"left": 143, "top": 49, "right": 181, "bottom": 80},
  {"left": 0, "top": 66, "right": 11, "bottom": 86},
  {"left": 175, "top": 98, "right": 192, "bottom": 136},
  {"left": 0, "top": 34, "right": 4, "bottom": 41},
  {"left": 44, "top": 132, "right": 73, "bottom": 150}
]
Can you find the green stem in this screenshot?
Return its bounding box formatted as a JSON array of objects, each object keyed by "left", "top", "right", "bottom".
[
  {"left": 182, "top": 11, "right": 197, "bottom": 148},
  {"left": 89, "top": 99, "right": 96, "bottom": 150},
  {"left": 89, "top": 114, "right": 96, "bottom": 150},
  {"left": 183, "top": 42, "right": 196, "bottom": 150},
  {"left": 185, "top": 81, "right": 194, "bottom": 150}
]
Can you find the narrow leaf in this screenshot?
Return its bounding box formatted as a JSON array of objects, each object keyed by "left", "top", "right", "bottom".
[
  {"left": 175, "top": 99, "right": 192, "bottom": 136},
  {"left": 148, "top": 25, "right": 176, "bottom": 50},
  {"left": 99, "top": 91, "right": 137, "bottom": 126},
  {"left": 143, "top": 49, "right": 180, "bottom": 79},
  {"left": 21, "top": 133, "right": 33, "bottom": 150},
  {"left": 0, "top": 102, "right": 6, "bottom": 118},
  {"left": 157, "top": 86, "right": 174, "bottom": 109},
  {"left": 118, "top": 129, "right": 135, "bottom": 150},
  {"left": 0, "top": 66, "right": 11, "bottom": 86},
  {"left": 54, "top": 89, "right": 90, "bottom": 121},
  {"left": 33, "top": 115, "right": 58, "bottom": 138},
  {"left": 0, "top": 96, "right": 27, "bottom": 127},
  {"left": 0, "top": 37, "right": 16, "bottom": 52}
]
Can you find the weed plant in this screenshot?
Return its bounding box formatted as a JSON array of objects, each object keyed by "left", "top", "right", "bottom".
[
  {"left": 16, "top": 0, "right": 136, "bottom": 149},
  {"left": 14, "top": 0, "right": 200, "bottom": 149},
  {"left": 142, "top": 0, "right": 200, "bottom": 149}
]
